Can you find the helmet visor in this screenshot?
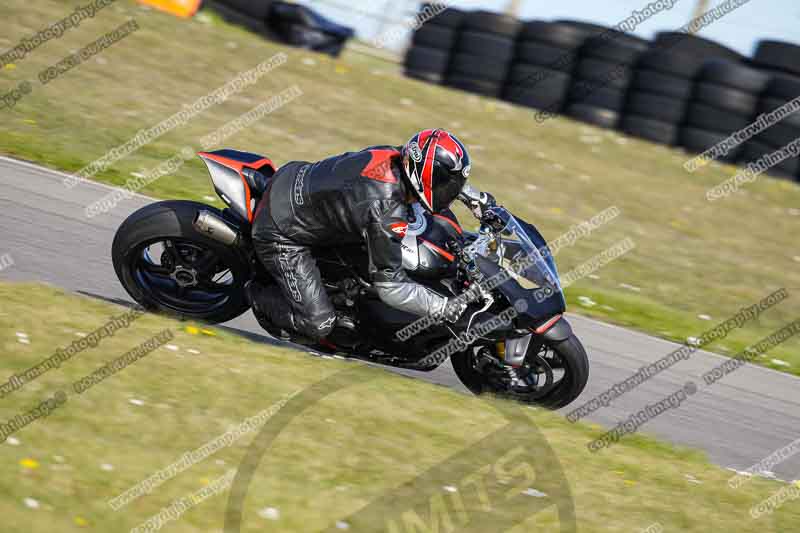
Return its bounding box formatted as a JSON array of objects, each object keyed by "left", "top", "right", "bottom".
[{"left": 431, "top": 168, "right": 467, "bottom": 212}]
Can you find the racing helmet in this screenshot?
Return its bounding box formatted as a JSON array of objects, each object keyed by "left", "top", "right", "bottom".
[{"left": 401, "top": 129, "right": 471, "bottom": 213}]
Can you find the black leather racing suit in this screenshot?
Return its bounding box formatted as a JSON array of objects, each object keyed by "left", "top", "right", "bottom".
[{"left": 251, "top": 146, "right": 448, "bottom": 340}]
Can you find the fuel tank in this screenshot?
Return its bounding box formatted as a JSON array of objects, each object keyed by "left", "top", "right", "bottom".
[{"left": 401, "top": 203, "right": 464, "bottom": 279}]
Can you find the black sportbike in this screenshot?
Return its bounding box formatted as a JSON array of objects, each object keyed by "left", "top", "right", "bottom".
[{"left": 112, "top": 149, "right": 589, "bottom": 408}]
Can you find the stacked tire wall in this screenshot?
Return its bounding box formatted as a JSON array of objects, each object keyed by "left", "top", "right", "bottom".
[
  {"left": 567, "top": 27, "right": 648, "bottom": 129},
  {"left": 444, "top": 11, "right": 520, "bottom": 97},
  {"left": 623, "top": 32, "right": 742, "bottom": 146},
  {"left": 621, "top": 52, "right": 702, "bottom": 145},
  {"left": 404, "top": 5, "right": 464, "bottom": 84},
  {"left": 405, "top": 7, "right": 800, "bottom": 184},
  {"left": 680, "top": 60, "right": 768, "bottom": 163},
  {"left": 503, "top": 21, "right": 587, "bottom": 115},
  {"left": 743, "top": 41, "right": 800, "bottom": 180}
]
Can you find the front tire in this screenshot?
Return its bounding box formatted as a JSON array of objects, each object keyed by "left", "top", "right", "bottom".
[
  {"left": 451, "top": 333, "right": 589, "bottom": 409},
  {"left": 112, "top": 200, "right": 252, "bottom": 323}
]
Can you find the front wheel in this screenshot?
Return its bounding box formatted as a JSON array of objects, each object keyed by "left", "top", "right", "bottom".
[
  {"left": 112, "top": 201, "right": 252, "bottom": 323},
  {"left": 451, "top": 333, "right": 589, "bottom": 409}
]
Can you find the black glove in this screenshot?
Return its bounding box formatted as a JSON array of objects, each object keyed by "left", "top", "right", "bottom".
[
  {"left": 459, "top": 185, "right": 496, "bottom": 220},
  {"left": 472, "top": 193, "right": 497, "bottom": 220},
  {"left": 480, "top": 206, "right": 506, "bottom": 231},
  {"left": 441, "top": 297, "right": 468, "bottom": 323}
]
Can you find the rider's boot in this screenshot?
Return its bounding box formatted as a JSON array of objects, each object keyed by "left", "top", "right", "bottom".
[
  {"left": 244, "top": 280, "right": 294, "bottom": 341},
  {"left": 323, "top": 314, "right": 360, "bottom": 350}
]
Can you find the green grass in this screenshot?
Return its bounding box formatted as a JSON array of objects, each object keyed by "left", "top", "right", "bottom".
[
  {"left": 1, "top": 281, "right": 799, "bottom": 532},
  {"left": 2, "top": 0, "right": 800, "bottom": 375}
]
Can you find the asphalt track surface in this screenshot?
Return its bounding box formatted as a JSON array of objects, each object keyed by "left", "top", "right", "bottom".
[{"left": 1, "top": 155, "right": 799, "bottom": 482}]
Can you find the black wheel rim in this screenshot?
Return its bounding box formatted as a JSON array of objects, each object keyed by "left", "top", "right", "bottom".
[
  {"left": 481, "top": 344, "right": 568, "bottom": 400},
  {"left": 131, "top": 238, "right": 239, "bottom": 315}
]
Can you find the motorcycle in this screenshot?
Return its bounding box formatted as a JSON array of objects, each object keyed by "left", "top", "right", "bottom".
[{"left": 112, "top": 149, "right": 589, "bottom": 408}]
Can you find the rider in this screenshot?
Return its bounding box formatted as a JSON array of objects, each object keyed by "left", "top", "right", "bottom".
[{"left": 248, "top": 129, "right": 483, "bottom": 344}]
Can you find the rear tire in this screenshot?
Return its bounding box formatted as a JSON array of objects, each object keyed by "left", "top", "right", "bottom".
[{"left": 112, "top": 200, "right": 252, "bottom": 323}]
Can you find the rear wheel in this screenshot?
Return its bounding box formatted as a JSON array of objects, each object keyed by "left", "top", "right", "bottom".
[
  {"left": 112, "top": 201, "right": 252, "bottom": 323},
  {"left": 451, "top": 333, "right": 589, "bottom": 409}
]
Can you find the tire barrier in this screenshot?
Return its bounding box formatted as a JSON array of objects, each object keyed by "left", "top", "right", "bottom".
[
  {"left": 565, "top": 30, "right": 647, "bottom": 129},
  {"left": 502, "top": 21, "right": 591, "bottom": 117},
  {"left": 747, "top": 41, "right": 800, "bottom": 180},
  {"left": 679, "top": 61, "right": 769, "bottom": 161},
  {"left": 405, "top": 8, "right": 800, "bottom": 184},
  {"left": 623, "top": 32, "right": 746, "bottom": 146},
  {"left": 404, "top": 3, "right": 465, "bottom": 84},
  {"left": 404, "top": 46, "right": 450, "bottom": 84},
  {"left": 443, "top": 11, "right": 519, "bottom": 95}
]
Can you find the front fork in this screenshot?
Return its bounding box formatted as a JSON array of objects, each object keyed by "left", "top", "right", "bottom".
[{"left": 495, "top": 315, "right": 572, "bottom": 367}]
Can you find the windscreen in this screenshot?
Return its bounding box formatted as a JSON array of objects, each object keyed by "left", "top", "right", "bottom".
[{"left": 469, "top": 207, "right": 561, "bottom": 292}]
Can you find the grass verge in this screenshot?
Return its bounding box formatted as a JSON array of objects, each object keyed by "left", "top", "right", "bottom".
[
  {"left": 0, "top": 281, "right": 798, "bottom": 532},
  {"left": 1, "top": 0, "right": 799, "bottom": 374}
]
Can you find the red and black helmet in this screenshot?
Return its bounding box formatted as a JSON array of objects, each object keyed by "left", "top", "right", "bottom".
[{"left": 401, "top": 129, "right": 471, "bottom": 213}]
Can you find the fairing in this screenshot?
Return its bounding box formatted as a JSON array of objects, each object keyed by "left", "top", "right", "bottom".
[
  {"left": 469, "top": 207, "right": 566, "bottom": 323},
  {"left": 198, "top": 150, "right": 276, "bottom": 223}
]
